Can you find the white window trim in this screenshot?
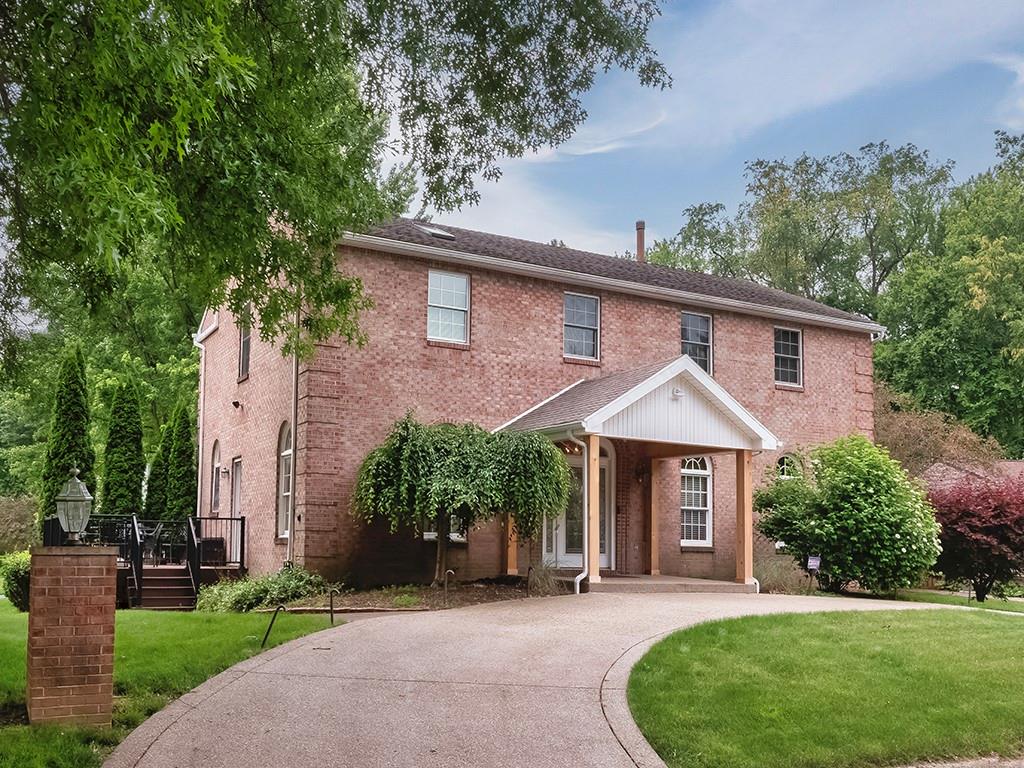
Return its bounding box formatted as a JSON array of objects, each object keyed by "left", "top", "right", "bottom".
[
  {"left": 680, "top": 456, "right": 713, "bottom": 547},
  {"left": 426, "top": 269, "right": 471, "bottom": 344},
  {"left": 563, "top": 291, "right": 601, "bottom": 361},
  {"left": 773, "top": 325, "right": 803, "bottom": 387},
  {"left": 230, "top": 456, "right": 243, "bottom": 516},
  {"left": 211, "top": 441, "right": 221, "bottom": 512},
  {"left": 276, "top": 424, "right": 293, "bottom": 539},
  {"left": 681, "top": 310, "right": 714, "bottom": 376},
  {"left": 422, "top": 515, "right": 468, "bottom": 543},
  {"left": 776, "top": 454, "right": 802, "bottom": 481},
  {"left": 238, "top": 316, "right": 251, "bottom": 379}
]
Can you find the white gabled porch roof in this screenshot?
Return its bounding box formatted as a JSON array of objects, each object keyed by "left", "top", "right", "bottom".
[{"left": 498, "top": 355, "right": 779, "bottom": 452}]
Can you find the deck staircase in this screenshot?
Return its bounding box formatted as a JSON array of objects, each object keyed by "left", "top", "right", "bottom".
[{"left": 140, "top": 566, "right": 197, "bottom": 610}]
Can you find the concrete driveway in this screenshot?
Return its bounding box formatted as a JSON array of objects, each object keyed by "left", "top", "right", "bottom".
[{"left": 106, "top": 592, "right": 932, "bottom": 768}]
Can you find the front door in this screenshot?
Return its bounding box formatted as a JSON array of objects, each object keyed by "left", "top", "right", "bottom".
[{"left": 543, "top": 456, "right": 613, "bottom": 569}]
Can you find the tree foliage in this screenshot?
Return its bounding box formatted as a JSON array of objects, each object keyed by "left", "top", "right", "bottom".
[
  {"left": 100, "top": 378, "right": 145, "bottom": 517},
  {"left": 649, "top": 142, "right": 952, "bottom": 317},
  {"left": 163, "top": 402, "right": 196, "bottom": 520},
  {"left": 756, "top": 435, "right": 941, "bottom": 594},
  {"left": 930, "top": 478, "right": 1024, "bottom": 602},
  {"left": 1, "top": 0, "right": 667, "bottom": 357},
  {"left": 39, "top": 345, "right": 95, "bottom": 527},
  {"left": 354, "top": 414, "right": 571, "bottom": 583},
  {"left": 873, "top": 381, "right": 1003, "bottom": 478},
  {"left": 877, "top": 133, "right": 1024, "bottom": 456},
  {"left": 143, "top": 420, "right": 170, "bottom": 520}
]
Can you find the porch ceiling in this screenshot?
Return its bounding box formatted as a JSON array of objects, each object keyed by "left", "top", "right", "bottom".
[{"left": 497, "top": 355, "right": 779, "bottom": 452}]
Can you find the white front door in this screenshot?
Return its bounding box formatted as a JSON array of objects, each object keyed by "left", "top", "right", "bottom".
[{"left": 543, "top": 456, "right": 613, "bottom": 569}]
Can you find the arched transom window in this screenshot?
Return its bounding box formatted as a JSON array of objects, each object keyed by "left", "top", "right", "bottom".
[
  {"left": 680, "top": 456, "right": 713, "bottom": 547},
  {"left": 776, "top": 454, "right": 802, "bottom": 480},
  {"left": 276, "top": 423, "right": 292, "bottom": 538}
]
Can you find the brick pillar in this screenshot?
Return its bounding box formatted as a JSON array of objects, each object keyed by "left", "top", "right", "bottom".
[{"left": 26, "top": 546, "right": 116, "bottom": 726}]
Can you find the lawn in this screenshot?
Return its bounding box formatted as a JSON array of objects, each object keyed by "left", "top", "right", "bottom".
[
  {"left": 628, "top": 610, "right": 1024, "bottom": 768},
  {"left": 0, "top": 598, "right": 331, "bottom": 768},
  {"left": 894, "top": 590, "right": 1024, "bottom": 614}
]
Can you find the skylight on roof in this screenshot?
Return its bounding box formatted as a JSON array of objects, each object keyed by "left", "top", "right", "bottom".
[{"left": 414, "top": 223, "right": 456, "bottom": 241}]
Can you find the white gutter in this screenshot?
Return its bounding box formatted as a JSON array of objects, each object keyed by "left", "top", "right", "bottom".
[
  {"left": 343, "top": 232, "right": 884, "bottom": 335},
  {"left": 566, "top": 432, "right": 590, "bottom": 595},
  {"left": 191, "top": 313, "right": 218, "bottom": 516}
]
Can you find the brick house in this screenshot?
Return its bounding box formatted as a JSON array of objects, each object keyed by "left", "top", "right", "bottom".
[{"left": 195, "top": 219, "right": 880, "bottom": 588}]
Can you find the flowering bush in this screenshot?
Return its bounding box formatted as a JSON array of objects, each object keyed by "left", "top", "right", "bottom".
[
  {"left": 756, "top": 435, "right": 940, "bottom": 593},
  {"left": 930, "top": 478, "right": 1024, "bottom": 602}
]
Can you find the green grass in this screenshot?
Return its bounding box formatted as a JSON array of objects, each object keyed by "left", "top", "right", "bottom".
[
  {"left": 629, "top": 610, "right": 1024, "bottom": 768},
  {"left": 0, "top": 598, "right": 331, "bottom": 768},
  {"left": 894, "top": 590, "right": 1024, "bottom": 614}
]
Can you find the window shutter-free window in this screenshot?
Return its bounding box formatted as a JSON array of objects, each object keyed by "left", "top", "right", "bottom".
[
  {"left": 427, "top": 271, "right": 469, "bottom": 343},
  {"left": 238, "top": 306, "right": 252, "bottom": 379},
  {"left": 681, "top": 312, "right": 712, "bottom": 373},
  {"left": 276, "top": 423, "right": 292, "bottom": 538},
  {"left": 774, "top": 327, "right": 802, "bottom": 385},
  {"left": 680, "top": 457, "right": 712, "bottom": 546},
  {"left": 563, "top": 293, "right": 600, "bottom": 359}
]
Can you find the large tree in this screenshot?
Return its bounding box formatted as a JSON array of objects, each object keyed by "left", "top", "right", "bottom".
[
  {"left": 876, "top": 133, "right": 1024, "bottom": 456},
  {"left": 649, "top": 142, "right": 952, "bottom": 317},
  {"left": 1, "top": 0, "right": 668, "bottom": 358},
  {"left": 100, "top": 378, "right": 145, "bottom": 517},
  {"left": 39, "top": 345, "right": 95, "bottom": 526},
  {"left": 143, "top": 419, "right": 170, "bottom": 521}
]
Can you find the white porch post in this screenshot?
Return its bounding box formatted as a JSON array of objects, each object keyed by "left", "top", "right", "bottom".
[
  {"left": 735, "top": 449, "right": 754, "bottom": 584},
  {"left": 586, "top": 433, "right": 602, "bottom": 584}
]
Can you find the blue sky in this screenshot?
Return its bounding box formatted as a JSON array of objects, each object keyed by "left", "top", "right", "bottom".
[{"left": 428, "top": 1, "right": 1024, "bottom": 255}]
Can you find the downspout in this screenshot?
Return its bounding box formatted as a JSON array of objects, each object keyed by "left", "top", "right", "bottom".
[
  {"left": 286, "top": 298, "right": 300, "bottom": 565},
  {"left": 566, "top": 431, "right": 589, "bottom": 595}
]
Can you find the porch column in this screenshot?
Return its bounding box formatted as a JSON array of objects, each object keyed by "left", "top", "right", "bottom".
[
  {"left": 586, "top": 433, "right": 601, "bottom": 584},
  {"left": 735, "top": 449, "right": 754, "bottom": 584},
  {"left": 505, "top": 514, "right": 518, "bottom": 576},
  {"left": 647, "top": 458, "right": 660, "bottom": 576}
]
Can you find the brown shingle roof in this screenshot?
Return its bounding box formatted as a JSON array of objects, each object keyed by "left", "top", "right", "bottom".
[
  {"left": 366, "top": 218, "right": 876, "bottom": 328},
  {"left": 501, "top": 358, "right": 679, "bottom": 433}
]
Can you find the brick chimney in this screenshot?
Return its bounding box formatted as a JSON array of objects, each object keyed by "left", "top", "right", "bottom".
[{"left": 635, "top": 220, "right": 646, "bottom": 263}]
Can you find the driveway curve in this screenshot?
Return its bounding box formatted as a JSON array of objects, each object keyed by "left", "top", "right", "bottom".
[{"left": 106, "top": 592, "right": 932, "bottom": 768}]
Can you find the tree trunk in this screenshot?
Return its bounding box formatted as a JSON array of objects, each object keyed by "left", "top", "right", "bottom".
[
  {"left": 973, "top": 576, "right": 994, "bottom": 603},
  {"left": 433, "top": 514, "right": 449, "bottom": 586}
]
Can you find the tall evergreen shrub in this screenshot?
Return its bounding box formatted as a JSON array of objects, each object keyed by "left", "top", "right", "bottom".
[
  {"left": 163, "top": 402, "right": 197, "bottom": 520},
  {"left": 39, "top": 345, "right": 95, "bottom": 528},
  {"left": 101, "top": 379, "right": 145, "bottom": 516},
  {"left": 143, "top": 422, "right": 170, "bottom": 519}
]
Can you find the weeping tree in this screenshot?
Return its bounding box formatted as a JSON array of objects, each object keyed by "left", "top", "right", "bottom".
[
  {"left": 354, "top": 414, "right": 571, "bottom": 584},
  {"left": 100, "top": 378, "right": 145, "bottom": 516}
]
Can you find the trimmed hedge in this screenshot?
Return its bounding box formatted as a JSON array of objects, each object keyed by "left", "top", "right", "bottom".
[
  {"left": 0, "top": 550, "right": 31, "bottom": 611},
  {"left": 196, "top": 566, "right": 327, "bottom": 612}
]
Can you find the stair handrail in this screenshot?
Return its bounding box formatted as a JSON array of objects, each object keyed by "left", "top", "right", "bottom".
[
  {"left": 129, "top": 514, "right": 144, "bottom": 607},
  {"left": 186, "top": 516, "right": 202, "bottom": 598}
]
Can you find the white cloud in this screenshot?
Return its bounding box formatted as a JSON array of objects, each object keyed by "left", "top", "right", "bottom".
[
  {"left": 989, "top": 54, "right": 1024, "bottom": 130},
  {"left": 584, "top": 0, "right": 1024, "bottom": 151}
]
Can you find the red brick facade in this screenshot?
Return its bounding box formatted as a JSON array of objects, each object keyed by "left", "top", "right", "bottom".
[
  {"left": 198, "top": 244, "right": 874, "bottom": 584},
  {"left": 27, "top": 547, "right": 116, "bottom": 726}
]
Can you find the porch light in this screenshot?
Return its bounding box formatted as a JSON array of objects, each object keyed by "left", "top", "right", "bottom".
[{"left": 55, "top": 468, "right": 92, "bottom": 544}]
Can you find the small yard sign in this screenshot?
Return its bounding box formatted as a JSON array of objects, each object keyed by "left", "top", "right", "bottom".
[{"left": 807, "top": 555, "right": 821, "bottom": 572}]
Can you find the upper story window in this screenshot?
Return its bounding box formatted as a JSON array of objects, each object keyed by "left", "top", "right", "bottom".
[
  {"left": 563, "top": 293, "right": 600, "bottom": 360},
  {"left": 427, "top": 270, "right": 469, "bottom": 343},
  {"left": 276, "top": 422, "right": 292, "bottom": 538},
  {"left": 238, "top": 306, "right": 252, "bottom": 380},
  {"left": 681, "top": 312, "right": 712, "bottom": 374},
  {"left": 680, "top": 457, "right": 713, "bottom": 547},
  {"left": 774, "top": 327, "right": 802, "bottom": 386},
  {"left": 210, "top": 441, "right": 221, "bottom": 512}
]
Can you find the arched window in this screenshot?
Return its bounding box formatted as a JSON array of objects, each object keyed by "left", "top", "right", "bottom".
[
  {"left": 276, "top": 423, "right": 292, "bottom": 537},
  {"left": 680, "top": 457, "right": 713, "bottom": 547},
  {"left": 777, "top": 454, "right": 802, "bottom": 480},
  {"left": 210, "top": 441, "right": 221, "bottom": 513}
]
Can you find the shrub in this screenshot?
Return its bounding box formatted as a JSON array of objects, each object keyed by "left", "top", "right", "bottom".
[
  {"left": 143, "top": 422, "right": 170, "bottom": 519},
  {"left": 0, "top": 496, "right": 37, "bottom": 553},
  {"left": 930, "top": 478, "right": 1024, "bottom": 602},
  {"left": 756, "top": 435, "right": 941, "bottom": 594},
  {"left": 0, "top": 550, "right": 31, "bottom": 611},
  {"left": 164, "top": 402, "right": 196, "bottom": 520},
  {"left": 101, "top": 379, "right": 145, "bottom": 517},
  {"left": 196, "top": 566, "right": 327, "bottom": 612}
]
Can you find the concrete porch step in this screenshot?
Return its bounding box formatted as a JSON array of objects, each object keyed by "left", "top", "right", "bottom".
[{"left": 587, "top": 575, "right": 756, "bottom": 594}]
